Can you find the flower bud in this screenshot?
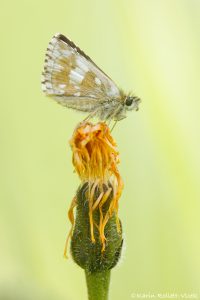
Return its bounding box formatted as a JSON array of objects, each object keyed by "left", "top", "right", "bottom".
[
  {"left": 64, "top": 122, "right": 124, "bottom": 272},
  {"left": 70, "top": 182, "right": 123, "bottom": 272}
]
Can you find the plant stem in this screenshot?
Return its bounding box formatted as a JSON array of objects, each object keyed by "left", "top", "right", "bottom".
[{"left": 85, "top": 270, "right": 111, "bottom": 300}]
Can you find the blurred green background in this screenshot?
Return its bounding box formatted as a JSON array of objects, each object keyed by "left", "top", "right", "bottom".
[{"left": 1, "top": 0, "right": 200, "bottom": 299}]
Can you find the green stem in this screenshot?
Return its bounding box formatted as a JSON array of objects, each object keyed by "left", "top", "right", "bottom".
[{"left": 85, "top": 270, "right": 111, "bottom": 300}]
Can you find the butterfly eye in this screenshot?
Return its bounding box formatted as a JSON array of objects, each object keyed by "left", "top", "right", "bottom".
[{"left": 125, "top": 97, "right": 133, "bottom": 106}]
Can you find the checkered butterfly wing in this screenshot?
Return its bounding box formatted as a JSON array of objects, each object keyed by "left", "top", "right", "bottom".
[{"left": 41, "top": 34, "right": 121, "bottom": 112}]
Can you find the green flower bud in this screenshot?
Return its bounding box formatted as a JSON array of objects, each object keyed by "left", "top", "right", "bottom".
[{"left": 70, "top": 182, "right": 123, "bottom": 273}]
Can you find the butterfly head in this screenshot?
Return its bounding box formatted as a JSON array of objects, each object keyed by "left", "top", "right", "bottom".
[{"left": 124, "top": 95, "right": 141, "bottom": 111}]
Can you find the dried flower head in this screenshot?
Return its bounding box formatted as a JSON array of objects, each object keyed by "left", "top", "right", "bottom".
[{"left": 64, "top": 122, "right": 123, "bottom": 258}]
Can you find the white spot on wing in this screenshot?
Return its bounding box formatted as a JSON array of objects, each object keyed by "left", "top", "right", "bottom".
[
  {"left": 51, "top": 49, "right": 60, "bottom": 58},
  {"left": 41, "top": 83, "right": 46, "bottom": 91},
  {"left": 51, "top": 37, "right": 57, "bottom": 45},
  {"left": 95, "top": 77, "right": 101, "bottom": 85},
  {"left": 69, "top": 70, "right": 84, "bottom": 83},
  {"left": 54, "top": 63, "right": 64, "bottom": 70},
  {"left": 74, "top": 92, "right": 81, "bottom": 96},
  {"left": 46, "top": 82, "right": 52, "bottom": 88},
  {"left": 48, "top": 44, "right": 54, "bottom": 50},
  {"left": 74, "top": 67, "right": 86, "bottom": 76},
  {"left": 45, "top": 59, "right": 54, "bottom": 67},
  {"left": 76, "top": 57, "right": 89, "bottom": 72},
  {"left": 61, "top": 49, "right": 71, "bottom": 57},
  {"left": 59, "top": 84, "right": 66, "bottom": 88}
]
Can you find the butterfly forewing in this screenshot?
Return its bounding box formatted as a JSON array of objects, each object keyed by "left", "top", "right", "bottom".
[{"left": 41, "top": 34, "right": 121, "bottom": 111}]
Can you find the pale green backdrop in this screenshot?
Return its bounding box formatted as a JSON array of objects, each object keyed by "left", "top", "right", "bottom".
[{"left": 1, "top": 0, "right": 200, "bottom": 299}]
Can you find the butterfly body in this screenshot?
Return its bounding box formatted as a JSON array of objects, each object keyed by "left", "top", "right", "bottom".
[{"left": 41, "top": 34, "right": 141, "bottom": 121}]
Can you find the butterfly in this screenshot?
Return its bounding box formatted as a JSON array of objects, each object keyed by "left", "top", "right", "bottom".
[{"left": 41, "top": 33, "right": 141, "bottom": 122}]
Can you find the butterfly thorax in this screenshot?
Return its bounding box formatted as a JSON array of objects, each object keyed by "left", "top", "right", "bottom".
[{"left": 96, "top": 93, "right": 140, "bottom": 121}]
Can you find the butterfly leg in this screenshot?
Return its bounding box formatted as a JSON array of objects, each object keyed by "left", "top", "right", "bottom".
[
  {"left": 106, "top": 118, "right": 113, "bottom": 127},
  {"left": 104, "top": 105, "right": 123, "bottom": 131},
  {"left": 110, "top": 120, "right": 118, "bottom": 132},
  {"left": 82, "top": 110, "right": 98, "bottom": 122}
]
